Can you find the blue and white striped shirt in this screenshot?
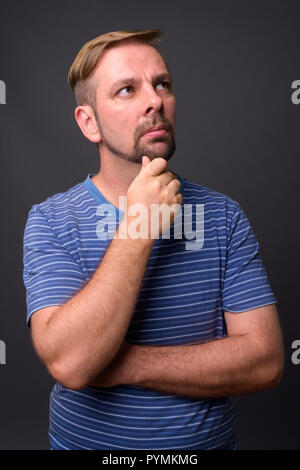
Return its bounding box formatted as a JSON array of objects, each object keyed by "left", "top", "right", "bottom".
[{"left": 23, "top": 173, "right": 277, "bottom": 450}]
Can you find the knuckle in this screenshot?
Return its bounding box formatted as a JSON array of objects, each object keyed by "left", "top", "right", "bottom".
[
  {"left": 154, "top": 157, "right": 166, "bottom": 169},
  {"left": 151, "top": 179, "right": 162, "bottom": 192}
]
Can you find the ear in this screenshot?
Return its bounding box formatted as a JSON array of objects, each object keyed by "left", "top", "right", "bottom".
[{"left": 74, "top": 105, "right": 102, "bottom": 143}]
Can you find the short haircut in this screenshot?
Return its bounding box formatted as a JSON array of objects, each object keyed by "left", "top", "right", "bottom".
[{"left": 68, "top": 29, "right": 167, "bottom": 108}]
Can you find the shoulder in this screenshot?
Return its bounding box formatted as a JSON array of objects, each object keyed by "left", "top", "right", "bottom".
[
  {"left": 180, "top": 175, "right": 241, "bottom": 214},
  {"left": 27, "top": 179, "right": 91, "bottom": 225}
]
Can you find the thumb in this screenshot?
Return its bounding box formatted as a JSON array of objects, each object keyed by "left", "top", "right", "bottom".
[{"left": 142, "top": 155, "right": 150, "bottom": 167}]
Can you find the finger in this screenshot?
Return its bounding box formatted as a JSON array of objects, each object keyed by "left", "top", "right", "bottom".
[
  {"left": 155, "top": 170, "right": 178, "bottom": 187},
  {"left": 177, "top": 192, "right": 183, "bottom": 204},
  {"left": 168, "top": 171, "right": 179, "bottom": 183},
  {"left": 172, "top": 193, "right": 183, "bottom": 207},
  {"left": 167, "top": 177, "right": 181, "bottom": 194},
  {"left": 142, "top": 156, "right": 151, "bottom": 167},
  {"left": 143, "top": 157, "right": 168, "bottom": 177}
]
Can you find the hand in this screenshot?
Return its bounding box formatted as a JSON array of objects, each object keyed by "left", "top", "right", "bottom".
[{"left": 119, "top": 156, "right": 182, "bottom": 241}]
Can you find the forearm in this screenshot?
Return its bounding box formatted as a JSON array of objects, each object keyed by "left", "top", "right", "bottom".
[
  {"left": 94, "top": 335, "right": 282, "bottom": 398},
  {"left": 41, "top": 220, "right": 154, "bottom": 389}
]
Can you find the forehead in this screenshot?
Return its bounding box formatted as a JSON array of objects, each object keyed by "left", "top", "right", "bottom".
[{"left": 94, "top": 41, "right": 169, "bottom": 86}]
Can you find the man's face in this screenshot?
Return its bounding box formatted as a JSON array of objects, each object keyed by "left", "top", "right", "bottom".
[{"left": 91, "top": 40, "right": 176, "bottom": 163}]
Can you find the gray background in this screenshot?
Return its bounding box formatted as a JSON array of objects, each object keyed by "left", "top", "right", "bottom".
[{"left": 0, "top": 0, "right": 299, "bottom": 449}]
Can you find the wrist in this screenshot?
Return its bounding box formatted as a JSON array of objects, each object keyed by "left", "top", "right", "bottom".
[
  {"left": 115, "top": 215, "right": 158, "bottom": 248},
  {"left": 120, "top": 343, "right": 145, "bottom": 387}
]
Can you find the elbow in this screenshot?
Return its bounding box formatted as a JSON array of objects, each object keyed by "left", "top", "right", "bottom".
[
  {"left": 258, "top": 351, "right": 285, "bottom": 391},
  {"left": 266, "top": 357, "right": 284, "bottom": 389},
  {"left": 48, "top": 360, "right": 92, "bottom": 391}
]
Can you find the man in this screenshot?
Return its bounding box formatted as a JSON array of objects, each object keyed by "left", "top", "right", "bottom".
[{"left": 23, "top": 29, "right": 284, "bottom": 450}]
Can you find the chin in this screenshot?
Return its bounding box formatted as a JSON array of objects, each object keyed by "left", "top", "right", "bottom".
[
  {"left": 145, "top": 139, "right": 175, "bottom": 161},
  {"left": 150, "top": 153, "right": 173, "bottom": 161},
  {"left": 150, "top": 145, "right": 175, "bottom": 162}
]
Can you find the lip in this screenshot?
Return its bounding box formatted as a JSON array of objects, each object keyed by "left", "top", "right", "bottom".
[
  {"left": 142, "top": 126, "right": 168, "bottom": 137},
  {"left": 143, "top": 129, "right": 168, "bottom": 138}
]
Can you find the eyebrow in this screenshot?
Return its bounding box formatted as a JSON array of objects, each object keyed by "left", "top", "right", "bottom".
[{"left": 109, "top": 73, "right": 173, "bottom": 95}]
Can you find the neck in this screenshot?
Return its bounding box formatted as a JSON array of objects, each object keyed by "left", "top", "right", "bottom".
[{"left": 91, "top": 148, "right": 143, "bottom": 209}]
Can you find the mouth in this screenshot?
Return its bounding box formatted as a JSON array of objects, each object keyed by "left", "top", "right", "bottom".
[
  {"left": 142, "top": 129, "right": 168, "bottom": 138},
  {"left": 141, "top": 126, "right": 168, "bottom": 138}
]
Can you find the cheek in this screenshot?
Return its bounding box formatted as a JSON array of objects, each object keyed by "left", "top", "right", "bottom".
[
  {"left": 106, "top": 105, "right": 136, "bottom": 129},
  {"left": 103, "top": 110, "right": 137, "bottom": 145},
  {"left": 99, "top": 108, "right": 124, "bottom": 132},
  {"left": 166, "top": 97, "right": 176, "bottom": 116},
  {"left": 112, "top": 108, "right": 138, "bottom": 137}
]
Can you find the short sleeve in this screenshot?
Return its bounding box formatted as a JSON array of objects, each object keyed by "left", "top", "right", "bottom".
[
  {"left": 23, "top": 205, "right": 87, "bottom": 327},
  {"left": 222, "top": 203, "right": 277, "bottom": 313}
]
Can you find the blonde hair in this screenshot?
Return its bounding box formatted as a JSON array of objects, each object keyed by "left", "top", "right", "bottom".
[{"left": 68, "top": 29, "right": 165, "bottom": 108}]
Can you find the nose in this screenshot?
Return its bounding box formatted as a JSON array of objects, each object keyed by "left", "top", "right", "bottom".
[{"left": 143, "top": 84, "right": 163, "bottom": 116}]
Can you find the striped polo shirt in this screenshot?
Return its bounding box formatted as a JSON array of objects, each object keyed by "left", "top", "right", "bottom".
[{"left": 22, "top": 173, "right": 277, "bottom": 450}]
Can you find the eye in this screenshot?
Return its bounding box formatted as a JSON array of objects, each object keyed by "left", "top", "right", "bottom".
[
  {"left": 117, "top": 81, "right": 171, "bottom": 97},
  {"left": 156, "top": 81, "right": 170, "bottom": 90},
  {"left": 118, "top": 86, "right": 134, "bottom": 96}
]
